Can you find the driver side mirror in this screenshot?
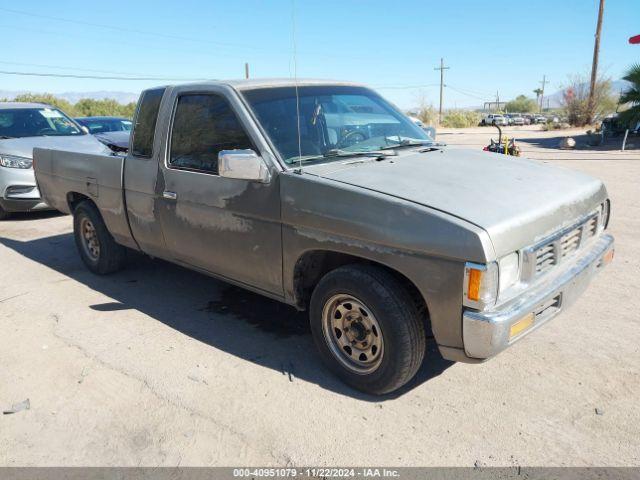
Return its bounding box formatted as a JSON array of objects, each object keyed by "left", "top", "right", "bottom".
[
  {"left": 80, "top": 126, "right": 90, "bottom": 134},
  {"left": 218, "top": 149, "right": 271, "bottom": 183}
]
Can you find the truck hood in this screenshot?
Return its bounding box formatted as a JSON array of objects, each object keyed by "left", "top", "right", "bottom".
[
  {"left": 0, "top": 134, "right": 109, "bottom": 159},
  {"left": 304, "top": 148, "right": 607, "bottom": 257}
]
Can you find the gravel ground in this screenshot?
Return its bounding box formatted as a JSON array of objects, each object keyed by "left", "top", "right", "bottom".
[{"left": 0, "top": 127, "right": 638, "bottom": 466}]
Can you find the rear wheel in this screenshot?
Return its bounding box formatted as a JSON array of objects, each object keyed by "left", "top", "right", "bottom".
[
  {"left": 310, "top": 264, "right": 426, "bottom": 395},
  {"left": 73, "top": 201, "right": 126, "bottom": 274}
]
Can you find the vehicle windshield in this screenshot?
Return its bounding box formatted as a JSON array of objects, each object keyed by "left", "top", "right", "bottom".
[
  {"left": 77, "top": 118, "right": 132, "bottom": 134},
  {"left": 242, "top": 86, "right": 432, "bottom": 165},
  {"left": 0, "top": 107, "right": 84, "bottom": 138}
]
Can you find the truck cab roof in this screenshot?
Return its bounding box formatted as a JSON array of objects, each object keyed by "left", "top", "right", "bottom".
[{"left": 164, "top": 78, "right": 366, "bottom": 92}]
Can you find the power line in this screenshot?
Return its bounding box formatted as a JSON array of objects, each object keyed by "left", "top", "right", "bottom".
[
  {"left": 445, "top": 85, "right": 487, "bottom": 101},
  {"left": 373, "top": 83, "right": 439, "bottom": 90},
  {"left": 0, "top": 60, "right": 163, "bottom": 77},
  {"left": 0, "top": 9, "right": 427, "bottom": 64},
  {"left": 0, "top": 7, "right": 267, "bottom": 52},
  {"left": 0, "top": 70, "right": 211, "bottom": 81}
]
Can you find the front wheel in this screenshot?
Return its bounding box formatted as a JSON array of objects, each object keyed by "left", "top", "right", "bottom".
[
  {"left": 73, "top": 200, "right": 127, "bottom": 274},
  {"left": 310, "top": 265, "right": 426, "bottom": 395}
]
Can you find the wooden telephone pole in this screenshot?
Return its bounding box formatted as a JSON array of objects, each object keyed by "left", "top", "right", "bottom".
[
  {"left": 539, "top": 75, "right": 549, "bottom": 112},
  {"left": 587, "top": 0, "right": 605, "bottom": 123},
  {"left": 434, "top": 58, "right": 449, "bottom": 124}
]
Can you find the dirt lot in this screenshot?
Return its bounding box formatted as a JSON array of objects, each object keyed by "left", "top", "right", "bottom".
[{"left": 1, "top": 126, "right": 639, "bottom": 466}]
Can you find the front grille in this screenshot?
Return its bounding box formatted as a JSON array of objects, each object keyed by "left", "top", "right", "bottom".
[
  {"left": 560, "top": 226, "right": 582, "bottom": 258},
  {"left": 585, "top": 216, "right": 598, "bottom": 236},
  {"left": 532, "top": 212, "right": 600, "bottom": 277},
  {"left": 536, "top": 243, "right": 556, "bottom": 274}
]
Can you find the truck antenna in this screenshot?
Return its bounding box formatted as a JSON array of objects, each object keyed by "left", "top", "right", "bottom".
[{"left": 290, "top": 0, "right": 303, "bottom": 173}]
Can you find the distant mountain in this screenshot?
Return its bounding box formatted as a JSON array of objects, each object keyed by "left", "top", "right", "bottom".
[
  {"left": 0, "top": 90, "right": 140, "bottom": 104},
  {"left": 543, "top": 79, "right": 631, "bottom": 109}
]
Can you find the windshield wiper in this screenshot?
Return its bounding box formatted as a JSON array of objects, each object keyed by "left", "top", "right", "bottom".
[
  {"left": 0, "top": 135, "right": 15, "bottom": 139},
  {"left": 291, "top": 149, "right": 396, "bottom": 165},
  {"left": 379, "top": 139, "right": 434, "bottom": 150},
  {"left": 323, "top": 149, "right": 396, "bottom": 159}
]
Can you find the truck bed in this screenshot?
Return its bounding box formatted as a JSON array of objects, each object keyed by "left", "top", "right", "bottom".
[{"left": 33, "top": 148, "right": 134, "bottom": 247}]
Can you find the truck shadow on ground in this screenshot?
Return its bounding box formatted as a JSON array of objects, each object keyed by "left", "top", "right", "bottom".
[
  {"left": 518, "top": 134, "right": 637, "bottom": 152},
  {"left": 0, "top": 232, "right": 453, "bottom": 401}
]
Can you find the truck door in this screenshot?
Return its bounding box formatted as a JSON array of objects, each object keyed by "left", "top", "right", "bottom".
[
  {"left": 155, "top": 88, "right": 283, "bottom": 296},
  {"left": 123, "top": 87, "right": 168, "bottom": 257}
]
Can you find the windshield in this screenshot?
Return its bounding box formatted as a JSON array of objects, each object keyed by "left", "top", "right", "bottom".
[
  {"left": 0, "top": 107, "right": 84, "bottom": 138},
  {"left": 242, "top": 86, "right": 431, "bottom": 165},
  {"left": 77, "top": 118, "right": 132, "bottom": 134}
]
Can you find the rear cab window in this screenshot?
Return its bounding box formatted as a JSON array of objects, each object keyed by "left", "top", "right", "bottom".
[{"left": 131, "top": 88, "right": 166, "bottom": 157}]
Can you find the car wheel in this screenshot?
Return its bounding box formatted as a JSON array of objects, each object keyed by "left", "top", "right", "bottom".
[
  {"left": 309, "top": 264, "right": 426, "bottom": 395},
  {"left": 0, "top": 205, "right": 10, "bottom": 220},
  {"left": 73, "top": 200, "right": 126, "bottom": 274}
]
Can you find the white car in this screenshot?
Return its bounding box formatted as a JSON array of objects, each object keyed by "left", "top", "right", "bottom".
[
  {"left": 0, "top": 102, "right": 108, "bottom": 219},
  {"left": 482, "top": 114, "right": 507, "bottom": 126}
]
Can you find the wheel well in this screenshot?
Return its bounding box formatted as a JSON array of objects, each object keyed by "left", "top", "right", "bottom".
[
  {"left": 293, "top": 250, "right": 430, "bottom": 331},
  {"left": 66, "top": 192, "right": 93, "bottom": 212}
]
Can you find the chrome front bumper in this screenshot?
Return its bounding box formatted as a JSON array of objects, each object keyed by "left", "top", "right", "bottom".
[{"left": 463, "top": 233, "right": 614, "bottom": 359}]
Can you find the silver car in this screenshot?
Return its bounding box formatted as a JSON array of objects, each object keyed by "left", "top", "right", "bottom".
[{"left": 0, "top": 102, "right": 108, "bottom": 219}]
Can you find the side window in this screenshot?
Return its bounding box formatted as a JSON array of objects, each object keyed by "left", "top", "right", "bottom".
[
  {"left": 169, "top": 93, "right": 254, "bottom": 174},
  {"left": 131, "top": 88, "right": 165, "bottom": 157}
]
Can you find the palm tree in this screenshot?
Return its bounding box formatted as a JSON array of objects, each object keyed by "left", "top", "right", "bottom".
[
  {"left": 618, "top": 63, "right": 640, "bottom": 128},
  {"left": 533, "top": 88, "right": 543, "bottom": 109}
]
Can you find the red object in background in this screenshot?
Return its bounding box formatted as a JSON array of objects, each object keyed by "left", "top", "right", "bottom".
[{"left": 630, "top": 35, "right": 640, "bottom": 44}]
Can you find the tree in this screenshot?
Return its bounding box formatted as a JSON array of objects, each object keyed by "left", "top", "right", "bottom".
[
  {"left": 411, "top": 94, "right": 438, "bottom": 126},
  {"left": 13, "top": 93, "right": 76, "bottom": 116},
  {"left": 505, "top": 95, "right": 538, "bottom": 113},
  {"left": 533, "top": 88, "right": 543, "bottom": 108},
  {"left": 561, "top": 73, "right": 616, "bottom": 126},
  {"left": 10, "top": 93, "right": 137, "bottom": 119},
  {"left": 75, "top": 98, "right": 128, "bottom": 117},
  {"left": 617, "top": 63, "right": 640, "bottom": 129}
]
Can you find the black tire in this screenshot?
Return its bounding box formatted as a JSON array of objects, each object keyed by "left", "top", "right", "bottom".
[
  {"left": 73, "top": 200, "right": 126, "bottom": 274},
  {"left": 0, "top": 205, "right": 10, "bottom": 220},
  {"left": 309, "top": 264, "right": 426, "bottom": 395}
]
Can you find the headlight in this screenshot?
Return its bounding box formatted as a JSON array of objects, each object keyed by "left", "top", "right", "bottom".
[
  {"left": 463, "top": 262, "right": 498, "bottom": 310},
  {"left": 0, "top": 155, "right": 33, "bottom": 169},
  {"left": 498, "top": 252, "right": 520, "bottom": 295}
]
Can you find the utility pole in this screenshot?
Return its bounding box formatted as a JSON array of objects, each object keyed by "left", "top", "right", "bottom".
[
  {"left": 245, "top": 62, "right": 250, "bottom": 79},
  {"left": 587, "top": 0, "right": 605, "bottom": 124},
  {"left": 496, "top": 91, "right": 500, "bottom": 111},
  {"left": 434, "top": 58, "right": 449, "bottom": 124},
  {"left": 539, "top": 75, "right": 549, "bottom": 112}
]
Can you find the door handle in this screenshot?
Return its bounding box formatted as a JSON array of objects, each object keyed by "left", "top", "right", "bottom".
[{"left": 163, "top": 191, "right": 177, "bottom": 200}]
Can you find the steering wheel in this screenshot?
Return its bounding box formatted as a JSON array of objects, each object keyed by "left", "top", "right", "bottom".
[
  {"left": 338, "top": 130, "right": 367, "bottom": 148},
  {"left": 37, "top": 128, "right": 57, "bottom": 135}
]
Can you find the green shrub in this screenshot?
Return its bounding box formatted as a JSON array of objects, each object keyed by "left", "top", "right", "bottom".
[
  {"left": 441, "top": 110, "right": 482, "bottom": 128},
  {"left": 10, "top": 93, "right": 136, "bottom": 118}
]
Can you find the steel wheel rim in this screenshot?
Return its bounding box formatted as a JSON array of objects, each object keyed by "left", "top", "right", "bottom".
[
  {"left": 80, "top": 217, "right": 100, "bottom": 261},
  {"left": 321, "top": 294, "right": 384, "bottom": 374}
]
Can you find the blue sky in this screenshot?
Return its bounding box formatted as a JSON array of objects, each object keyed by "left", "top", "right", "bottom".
[{"left": 1, "top": 0, "right": 638, "bottom": 108}]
